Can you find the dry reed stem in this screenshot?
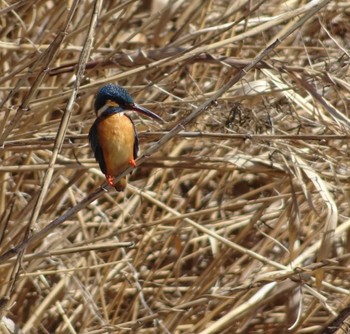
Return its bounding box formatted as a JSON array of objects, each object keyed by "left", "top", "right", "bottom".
[{"left": 0, "top": 0, "right": 350, "bottom": 333}]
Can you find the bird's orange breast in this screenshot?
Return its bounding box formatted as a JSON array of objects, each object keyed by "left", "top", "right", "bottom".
[{"left": 97, "top": 113, "right": 135, "bottom": 176}]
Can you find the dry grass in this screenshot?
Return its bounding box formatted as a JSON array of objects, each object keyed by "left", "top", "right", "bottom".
[{"left": 1, "top": 0, "right": 350, "bottom": 333}]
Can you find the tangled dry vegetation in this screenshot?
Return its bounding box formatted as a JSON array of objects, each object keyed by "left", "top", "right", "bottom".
[{"left": 0, "top": 0, "right": 350, "bottom": 333}]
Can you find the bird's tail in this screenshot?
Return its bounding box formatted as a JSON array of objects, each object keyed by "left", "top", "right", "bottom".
[{"left": 114, "top": 177, "right": 127, "bottom": 192}]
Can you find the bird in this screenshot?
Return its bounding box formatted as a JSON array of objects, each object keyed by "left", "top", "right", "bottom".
[{"left": 89, "top": 83, "right": 163, "bottom": 191}]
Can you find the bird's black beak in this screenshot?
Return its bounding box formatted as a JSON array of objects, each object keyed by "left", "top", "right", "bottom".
[{"left": 131, "top": 103, "right": 164, "bottom": 123}]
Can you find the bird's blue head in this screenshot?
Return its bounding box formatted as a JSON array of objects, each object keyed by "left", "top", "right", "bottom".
[
  {"left": 94, "top": 83, "right": 163, "bottom": 123},
  {"left": 94, "top": 84, "right": 134, "bottom": 115}
]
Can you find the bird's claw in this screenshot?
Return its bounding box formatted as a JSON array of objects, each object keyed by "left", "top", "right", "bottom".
[{"left": 106, "top": 175, "right": 115, "bottom": 187}]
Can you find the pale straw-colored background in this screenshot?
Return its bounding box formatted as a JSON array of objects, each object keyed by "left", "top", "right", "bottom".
[{"left": 0, "top": 1, "right": 349, "bottom": 333}]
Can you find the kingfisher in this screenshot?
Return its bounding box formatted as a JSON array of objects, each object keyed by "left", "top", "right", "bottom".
[{"left": 89, "top": 84, "right": 163, "bottom": 191}]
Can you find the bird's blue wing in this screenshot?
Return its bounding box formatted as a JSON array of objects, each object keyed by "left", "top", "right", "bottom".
[
  {"left": 134, "top": 130, "right": 139, "bottom": 159},
  {"left": 88, "top": 119, "right": 107, "bottom": 174}
]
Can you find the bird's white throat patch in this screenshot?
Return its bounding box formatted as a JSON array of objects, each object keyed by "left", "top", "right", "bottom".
[
  {"left": 97, "top": 104, "right": 108, "bottom": 117},
  {"left": 96, "top": 105, "right": 125, "bottom": 117}
]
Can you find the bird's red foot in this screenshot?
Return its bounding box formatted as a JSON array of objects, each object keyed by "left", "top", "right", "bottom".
[
  {"left": 106, "top": 175, "right": 115, "bottom": 187},
  {"left": 129, "top": 159, "right": 136, "bottom": 167}
]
